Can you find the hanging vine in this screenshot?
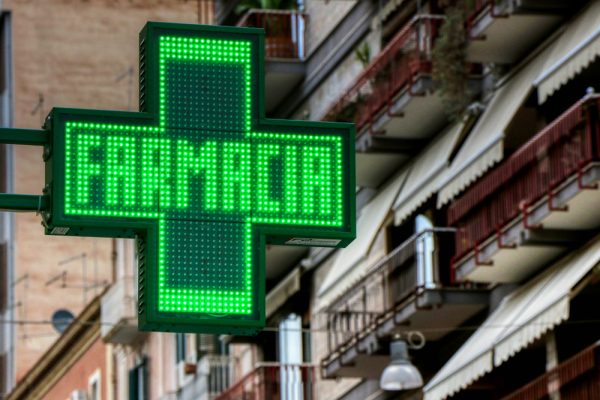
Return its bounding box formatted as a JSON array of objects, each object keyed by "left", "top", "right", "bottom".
[{"left": 432, "top": 0, "right": 471, "bottom": 119}]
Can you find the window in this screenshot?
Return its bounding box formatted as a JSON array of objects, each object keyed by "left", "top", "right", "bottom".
[
  {"left": 88, "top": 370, "right": 101, "bottom": 400},
  {"left": 128, "top": 358, "right": 147, "bottom": 400},
  {"left": 197, "top": 334, "right": 212, "bottom": 357},
  {"left": 176, "top": 333, "right": 186, "bottom": 363}
]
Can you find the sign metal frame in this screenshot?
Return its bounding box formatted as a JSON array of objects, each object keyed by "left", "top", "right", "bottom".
[{"left": 8, "top": 22, "right": 356, "bottom": 335}]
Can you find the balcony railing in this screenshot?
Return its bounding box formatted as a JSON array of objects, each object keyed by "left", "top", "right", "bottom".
[
  {"left": 181, "top": 355, "right": 234, "bottom": 400},
  {"left": 502, "top": 341, "right": 600, "bottom": 400},
  {"left": 203, "top": 355, "right": 234, "bottom": 399},
  {"left": 324, "top": 15, "right": 444, "bottom": 134},
  {"left": 237, "top": 10, "right": 306, "bottom": 60},
  {"left": 448, "top": 95, "right": 600, "bottom": 261},
  {"left": 322, "top": 228, "right": 454, "bottom": 361},
  {"left": 214, "top": 363, "right": 317, "bottom": 400},
  {"left": 466, "top": 0, "right": 504, "bottom": 28}
]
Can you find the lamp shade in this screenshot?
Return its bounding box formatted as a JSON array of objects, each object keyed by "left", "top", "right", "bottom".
[{"left": 380, "top": 339, "right": 423, "bottom": 391}]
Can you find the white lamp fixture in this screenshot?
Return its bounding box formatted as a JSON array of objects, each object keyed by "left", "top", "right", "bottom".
[{"left": 380, "top": 336, "right": 423, "bottom": 391}]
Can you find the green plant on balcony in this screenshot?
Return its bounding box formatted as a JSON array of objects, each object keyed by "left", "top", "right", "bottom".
[
  {"left": 333, "top": 98, "right": 358, "bottom": 123},
  {"left": 355, "top": 42, "right": 371, "bottom": 68},
  {"left": 432, "top": 1, "right": 471, "bottom": 119}
]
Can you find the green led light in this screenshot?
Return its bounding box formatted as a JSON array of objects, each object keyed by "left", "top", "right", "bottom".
[{"left": 49, "top": 23, "right": 355, "bottom": 334}]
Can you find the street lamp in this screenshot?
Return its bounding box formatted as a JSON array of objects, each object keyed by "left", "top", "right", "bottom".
[{"left": 380, "top": 335, "right": 423, "bottom": 391}]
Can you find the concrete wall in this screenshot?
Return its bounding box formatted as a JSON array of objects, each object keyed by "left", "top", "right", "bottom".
[
  {"left": 1, "top": 0, "right": 199, "bottom": 383},
  {"left": 296, "top": 7, "right": 381, "bottom": 120},
  {"left": 304, "top": 0, "right": 357, "bottom": 57}
]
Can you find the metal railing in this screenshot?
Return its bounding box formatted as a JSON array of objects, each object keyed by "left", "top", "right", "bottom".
[
  {"left": 204, "top": 355, "right": 235, "bottom": 399},
  {"left": 502, "top": 341, "right": 600, "bottom": 400},
  {"left": 448, "top": 95, "right": 600, "bottom": 261},
  {"left": 237, "top": 9, "right": 306, "bottom": 60},
  {"left": 180, "top": 355, "right": 234, "bottom": 400},
  {"left": 323, "top": 15, "right": 445, "bottom": 134},
  {"left": 466, "top": 0, "right": 511, "bottom": 34},
  {"left": 214, "top": 363, "right": 317, "bottom": 400},
  {"left": 322, "top": 228, "right": 454, "bottom": 362}
]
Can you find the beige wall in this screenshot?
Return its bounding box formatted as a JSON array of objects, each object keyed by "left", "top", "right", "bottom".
[
  {"left": 304, "top": 0, "right": 357, "bottom": 56},
  {"left": 296, "top": 3, "right": 381, "bottom": 121},
  {"left": 3, "top": 0, "right": 200, "bottom": 383}
]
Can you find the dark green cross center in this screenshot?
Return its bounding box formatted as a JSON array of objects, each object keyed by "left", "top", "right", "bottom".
[{"left": 47, "top": 23, "right": 354, "bottom": 334}]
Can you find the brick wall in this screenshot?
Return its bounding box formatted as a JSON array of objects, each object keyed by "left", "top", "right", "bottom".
[
  {"left": 41, "top": 336, "right": 107, "bottom": 400},
  {"left": 2, "top": 0, "right": 199, "bottom": 383}
]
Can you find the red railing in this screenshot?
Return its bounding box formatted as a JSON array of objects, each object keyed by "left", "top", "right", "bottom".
[
  {"left": 467, "top": 0, "right": 495, "bottom": 21},
  {"left": 502, "top": 342, "right": 600, "bottom": 400},
  {"left": 448, "top": 95, "right": 600, "bottom": 260},
  {"left": 237, "top": 10, "right": 306, "bottom": 60},
  {"left": 214, "top": 363, "right": 317, "bottom": 400},
  {"left": 324, "top": 15, "right": 444, "bottom": 134},
  {"left": 466, "top": 0, "right": 505, "bottom": 30}
]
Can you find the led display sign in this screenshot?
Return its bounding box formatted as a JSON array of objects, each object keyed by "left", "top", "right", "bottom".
[{"left": 40, "top": 22, "right": 355, "bottom": 334}]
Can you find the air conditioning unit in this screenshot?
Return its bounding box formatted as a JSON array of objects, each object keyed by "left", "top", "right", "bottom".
[{"left": 70, "top": 389, "right": 88, "bottom": 400}]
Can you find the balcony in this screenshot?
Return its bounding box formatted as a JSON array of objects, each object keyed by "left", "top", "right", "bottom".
[
  {"left": 237, "top": 10, "right": 307, "bottom": 113},
  {"left": 100, "top": 276, "right": 144, "bottom": 344},
  {"left": 325, "top": 15, "right": 479, "bottom": 187},
  {"left": 450, "top": 95, "right": 600, "bottom": 283},
  {"left": 214, "top": 363, "right": 317, "bottom": 400},
  {"left": 466, "top": 0, "right": 579, "bottom": 63},
  {"left": 180, "top": 355, "right": 234, "bottom": 400},
  {"left": 321, "top": 229, "right": 488, "bottom": 379},
  {"left": 502, "top": 341, "right": 600, "bottom": 400}
]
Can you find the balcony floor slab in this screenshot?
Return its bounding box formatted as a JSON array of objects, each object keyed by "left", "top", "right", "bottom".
[
  {"left": 370, "top": 77, "right": 447, "bottom": 139},
  {"left": 356, "top": 151, "right": 408, "bottom": 188},
  {"left": 322, "top": 289, "right": 488, "bottom": 379},
  {"left": 265, "top": 60, "right": 305, "bottom": 113},
  {"left": 468, "top": 11, "right": 560, "bottom": 63},
  {"left": 323, "top": 352, "right": 389, "bottom": 379},
  {"left": 454, "top": 164, "right": 600, "bottom": 283},
  {"left": 377, "top": 289, "right": 488, "bottom": 341}
]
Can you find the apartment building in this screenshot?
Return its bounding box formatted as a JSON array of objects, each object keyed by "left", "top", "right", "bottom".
[
  {"left": 5, "top": 0, "right": 600, "bottom": 399},
  {"left": 211, "top": 0, "right": 600, "bottom": 399}
]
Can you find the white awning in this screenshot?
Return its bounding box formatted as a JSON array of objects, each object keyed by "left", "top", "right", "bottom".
[
  {"left": 437, "top": 46, "right": 551, "bottom": 207},
  {"left": 535, "top": 1, "right": 600, "bottom": 104},
  {"left": 424, "top": 235, "right": 600, "bottom": 400},
  {"left": 393, "top": 122, "right": 462, "bottom": 225},
  {"left": 317, "top": 170, "right": 408, "bottom": 309}
]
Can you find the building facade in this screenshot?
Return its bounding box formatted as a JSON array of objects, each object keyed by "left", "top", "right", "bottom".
[
  {"left": 0, "top": 0, "right": 205, "bottom": 398},
  {"left": 4, "top": 0, "right": 600, "bottom": 399}
]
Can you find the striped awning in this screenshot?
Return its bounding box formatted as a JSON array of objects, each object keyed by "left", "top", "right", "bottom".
[
  {"left": 424, "top": 235, "right": 600, "bottom": 400},
  {"left": 437, "top": 43, "right": 551, "bottom": 207},
  {"left": 535, "top": 1, "right": 600, "bottom": 104},
  {"left": 316, "top": 170, "right": 408, "bottom": 310},
  {"left": 393, "top": 121, "right": 462, "bottom": 225}
]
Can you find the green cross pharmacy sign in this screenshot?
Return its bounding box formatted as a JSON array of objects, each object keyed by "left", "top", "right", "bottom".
[{"left": 0, "top": 22, "right": 355, "bottom": 334}]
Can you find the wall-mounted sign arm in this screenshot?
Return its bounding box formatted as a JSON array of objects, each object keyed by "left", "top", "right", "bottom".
[
  {"left": 0, "top": 128, "right": 48, "bottom": 146},
  {"left": 0, "top": 128, "right": 49, "bottom": 212},
  {"left": 0, "top": 194, "right": 48, "bottom": 212}
]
